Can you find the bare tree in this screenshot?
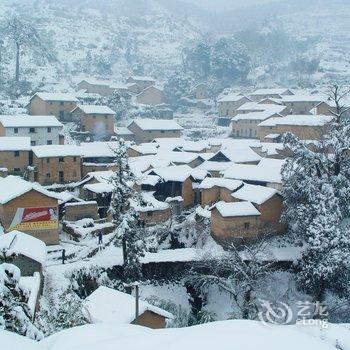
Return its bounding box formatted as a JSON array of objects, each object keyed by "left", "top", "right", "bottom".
[
  {"left": 4, "top": 17, "right": 52, "bottom": 83},
  {"left": 188, "top": 238, "right": 275, "bottom": 320},
  {"left": 326, "top": 84, "right": 350, "bottom": 122}
]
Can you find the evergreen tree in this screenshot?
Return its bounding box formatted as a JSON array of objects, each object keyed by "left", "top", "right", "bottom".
[
  {"left": 0, "top": 262, "right": 43, "bottom": 340},
  {"left": 35, "top": 288, "right": 86, "bottom": 336},
  {"left": 109, "top": 139, "right": 146, "bottom": 283},
  {"left": 282, "top": 84, "right": 350, "bottom": 301}
]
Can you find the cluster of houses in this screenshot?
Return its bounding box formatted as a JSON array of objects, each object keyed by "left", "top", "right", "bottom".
[
  {"left": 217, "top": 87, "right": 348, "bottom": 142},
  {"left": 0, "top": 84, "right": 339, "bottom": 251}
]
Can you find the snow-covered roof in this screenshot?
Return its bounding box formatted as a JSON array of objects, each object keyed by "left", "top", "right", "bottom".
[
  {"left": 148, "top": 165, "right": 193, "bottom": 182},
  {"left": 223, "top": 162, "right": 283, "bottom": 184},
  {"left": 0, "top": 115, "right": 63, "bottom": 128},
  {"left": 138, "top": 174, "right": 161, "bottom": 186},
  {"left": 83, "top": 183, "right": 114, "bottom": 194},
  {"left": 132, "top": 192, "right": 169, "bottom": 212},
  {"left": 156, "top": 151, "right": 203, "bottom": 164},
  {"left": 259, "top": 115, "right": 334, "bottom": 127},
  {"left": 72, "top": 104, "right": 115, "bottom": 115},
  {"left": 83, "top": 286, "right": 173, "bottom": 324},
  {"left": 128, "top": 76, "right": 156, "bottom": 82},
  {"left": 218, "top": 93, "right": 247, "bottom": 102},
  {"left": 236, "top": 102, "right": 286, "bottom": 115},
  {"left": 0, "top": 230, "right": 46, "bottom": 263},
  {"left": 32, "top": 145, "right": 81, "bottom": 158},
  {"left": 209, "top": 148, "right": 261, "bottom": 164},
  {"left": 232, "top": 183, "right": 278, "bottom": 205},
  {"left": 250, "top": 88, "right": 293, "bottom": 96},
  {"left": 0, "top": 137, "right": 31, "bottom": 151},
  {"left": 281, "top": 94, "right": 324, "bottom": 103},
  {"left": 215, "top": 201, "right": 260, "bottom": 217},
  {"left": 0, "top": 176, "right": 59, "bottom": 204},
  {"left": 198, "top": 160, "right": 235, "bottom": 172},
  {"left": 80, "top": 141, "right": 120, "bottom": 158},
  {"left": 129, "top": 143, "right": 158, "bottom": 155},
  {"left": 130, "top": 119, "right": 183, "bottom": 131},
  {"left": 129, "top": 155, "right": 171, "bottom": 174},
  {"left": 198, "top": 178, "right": 243, "bottom": 191},
  {"left": 34, "top": 92, "right": 78, "bottom": 102},
  {"left": 250, "top": 142, "right": 284, "bottom": 156},
  {"left": 115, "top": 127, "right": 134, "bottom": 135},
  {"left": 232, "top": 110, "right": 281, "bottom": 121}
]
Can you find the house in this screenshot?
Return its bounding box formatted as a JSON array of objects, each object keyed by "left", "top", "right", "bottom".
[
  {"left": 32, "top": 145, "right": 82, "bottom": 185},
  {"left": 195, "top": 83, "right": 208, "bottom": 100},
  {"left": 77, "top": 79, "right": 130, "bottom": 97},
  {"left": 258, "top": 114, "right": 334, "bottom": 141},
  {"left": 250, "top": 143, "right": 285, "bottom": 159},
  {"left": 146, "top": 165, "right": 195, "bottom": 207},
  {"left": 132, "top": 192, "right": 171, "bottom": 225},
  {"left": 155, "top": 150, "right": 205, "bottom": 168},
  {"left": 0, "top": 115, "right": 63, "bottom": 146},
  {"left": 249, "top": 88, "right": 294, "bottom": 102},
  {"left": 136, "top": 86, "right": 165, "bottom": 106},
  {"left": 208, "top": 148, "right": 261, "bottom": 165},
  {"left": 211, "top": 201, "right": 261, "bottom": 244},
  {"left": 71, "top": 105, "right": 116, "bottom": 140},
  {"left": 231, "top": 183, "right": 284, "bottom": 234},
  {"left": 114, "top": 127, "right": 135, "bottom": 142},
  {"left": 197, "top": 160, "right": 235, "bottom": 178},
  {"left": 0, "top": 176, "right": 59, "bottom": 245},
  {"left": 217, "top": 93, "right": 250, "bottom": 125},
  {"left": 235, "top": 102, "right": 288, "bottom": 116},
  {"left": 80, "top": 141, "right": 119, "bottom": 176},
  {"left": 315, "top": 99, "right": 350, "bottom": 120},
  {"left": 198, "top": 178, "right": 243, "bottom": 206},
  {"left": 83, "top": 286, "right": 173, "bottom": 329},
  {"left": 223, "top": 158, "right": 285, "bottom": 191},
  {"left": 126, "top": 76, "right": 156, "bottom": 94},
  {"left": 281, "top": 94, "right": 323, "bottom": 115},
  {"left": 27, "top": 92, "right": 78, "bottom": 121},
  {"left": 128, "top": 119, "right": 183, "bottom": 144},
  {"left": 0, "top": 230, "right": 46, "bottom": 276},
  {"left": 0, "top": 137, "right": 31, "bottom": 175},
  {"left": 231, "top": 108, "right": 284, "bottom": 139}
]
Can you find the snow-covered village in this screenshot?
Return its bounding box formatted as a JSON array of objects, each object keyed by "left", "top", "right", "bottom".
[{"left": 0, "top": 0, "right": 350, "bottom": 349}]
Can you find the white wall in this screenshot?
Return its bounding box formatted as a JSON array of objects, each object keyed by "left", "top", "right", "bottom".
[{"left": 4, "top": 126, "right": 62, "bottom": 145}]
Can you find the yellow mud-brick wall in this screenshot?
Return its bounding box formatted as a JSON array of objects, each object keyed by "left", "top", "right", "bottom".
[
  {"left": 211, "top": 208, "right": 260, "bottom": 240},
  {"left": 0, "top": 150, "right": 29, "bottom": 173},
  {"left": 0, "top": 189, "right": 59, "bottom": 245},
  {"left": 133, "top": 310, "right": 167, "bottom": 329},
  {"left": 182, "top": 178, "right": 195, "bottom": 208},
  {"left": 34, "top": 155, "right": 81, "bottom": 185}
]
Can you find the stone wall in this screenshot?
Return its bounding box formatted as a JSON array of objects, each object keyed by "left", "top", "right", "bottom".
[{"left": 65, "top": 201, "right": 99, "bottom": 221}]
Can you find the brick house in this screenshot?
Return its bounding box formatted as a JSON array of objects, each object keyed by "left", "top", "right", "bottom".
[
  {"left": 217, "top": 94, "right": 250, "bottom": 126},
  {"left": 0, "top": 115, "right": 63, "bottom": 146},
  {"left": 126, "top": 76, "right": 156, "bottom": 94},
  {"left": 27, "top": 92, "right": 78, "bottom": 122},
  {"left": 0, "top": 176, "right": 59, "bottom": 245},
  {"left": 77, "top": 79, "right": 130, "bottom": 97},
  {"left": 136, "top": 86, "right": 165, "bottom": 106},
  {"left": 258, "top": 114, "right": 334, "bottom": 141},
  {"left": 84, "top": 286, "right": 173, "bottom": 329},
  {"left": 71, "top": 105, "right": 116, "bottom": 140},
  {"left": 32, "top": 145, "right": 82, "bottom": 185},
  {"left": 211, "top": 201, "right": 261, "bottom": 244},
  {"left": 248, "top": 88, "right": 294, "bottom": 102},
  {"left": 0, "top": 137, "right": 31, "bottom": 175},
  {"left": 127, "top": 119, "right": 183, "bottom": 144}
]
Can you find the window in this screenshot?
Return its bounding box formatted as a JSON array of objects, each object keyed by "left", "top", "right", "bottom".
[
  {"left": 14, "top": 168, "right": 21, "bottom": 174},
  {"left": 73, "top": 157, "right": 77, "bottom": 162},
  {"left": 161, "top": 130, "right": 165, "bottom": 133},
  {"left": 14, "top": 127, "right": 18, "bottom": 134},
  {"left": 172, "top": 130, "right": 176, "bottom": 133},
  {"left": 46, "top": 158, "right": 50, "bottom": 163},
  {"left": 148, "top": 131, "right": 152, "bottom": 133},
  {"left": 47, "top": 140, "right": 52, "bottom": 145},
  {"left": 14, "top": 151, "right": 20, "bottom": 157},
  {"left": 59, "top": 171, "right": 64, "bottom": 183},
  {"left": 104, "top": 115, "right": 108, "bottom": 119},
  {"left": 59, "top": 157, "right": 64, "bottom": 163},
  {"left": 31, "top": 141, "right": 36, "bottom": 146},
  {"left": 29, "top": 127, "right": 35, "bottom": 133},
  {"left": 147, "top": 211, "right": 153, "bottom": 217},
  {"left": 46, "top": 173, "right": 51, "bottom": 178},
  {"left": 244, "top": 222, "right": 250, "bottom": 229},
  {"left": 47, "top": 127, "right": 51, "bottom": 133},
  {"left": 60, "top": 101, "right": 64, "bottom": 106}
]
